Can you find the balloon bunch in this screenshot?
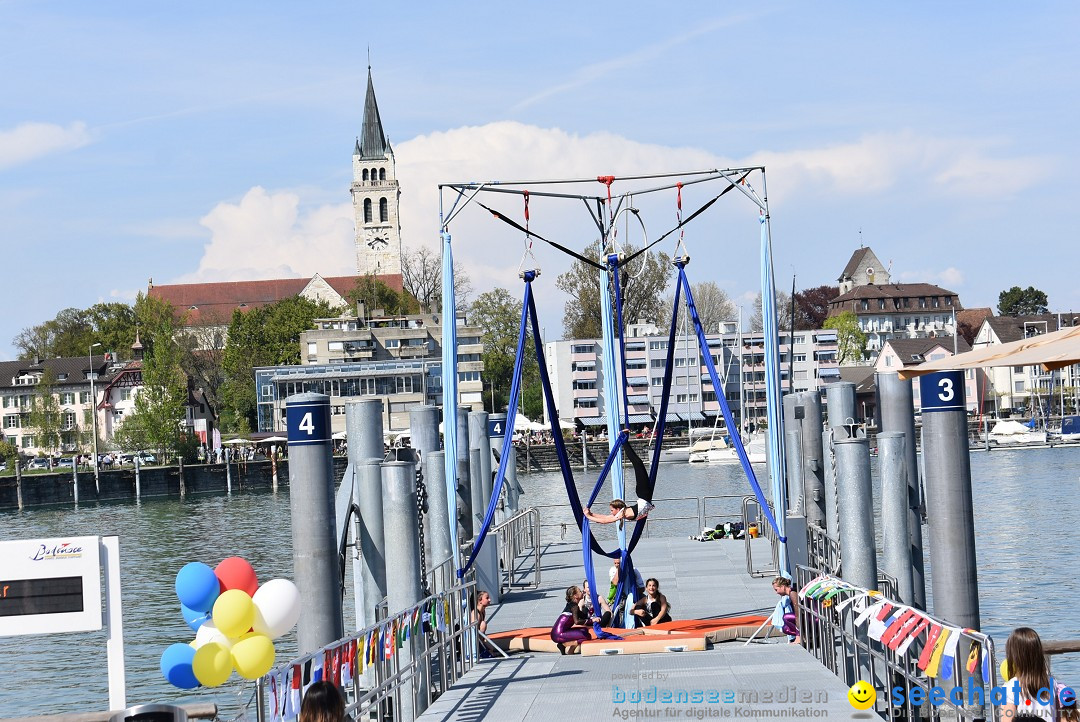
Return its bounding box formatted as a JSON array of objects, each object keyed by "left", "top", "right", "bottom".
[{"left": 160, "top": 557, "right": 301, "bottom": 689}]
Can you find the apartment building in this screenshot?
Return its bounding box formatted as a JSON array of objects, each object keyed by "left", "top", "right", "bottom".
[{"left": 254, "top": 308, "right": 484, "bottom": 434}]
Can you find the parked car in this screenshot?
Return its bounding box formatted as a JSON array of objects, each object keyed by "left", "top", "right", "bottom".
[
  {"left": 56, "top": 457, "right": 74, "bottom": 468},
  {"left": 0, "top": 461, "right": 7, "bottom": 473},
  {"left": 27, "top": 457, "right": 51, "bottom": 470}
]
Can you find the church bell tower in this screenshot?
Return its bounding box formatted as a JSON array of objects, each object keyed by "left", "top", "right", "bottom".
[{"left": 352, "top": 68, "right": 402, "bottom": 277}]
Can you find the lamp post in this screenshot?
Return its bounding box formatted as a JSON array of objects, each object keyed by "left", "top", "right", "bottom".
[{"left": 89, "top": 342, "right": 101, "bottom": 492}]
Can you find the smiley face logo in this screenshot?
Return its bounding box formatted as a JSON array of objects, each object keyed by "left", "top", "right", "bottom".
[{"left": 848, "top": 680, "right": 876, "bottom": 710}]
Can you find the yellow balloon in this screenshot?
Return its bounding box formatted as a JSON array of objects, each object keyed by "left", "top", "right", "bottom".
[
  {"left": 213, "top": 589, "right": 255, "bottom": 639},
  {"left": 1000, "top": 660, "right": 1009, "bottom": 681},
  {"left": 232, "top": 633, "right": 275, "bottom": 680},
  {"left": 193, "top": 642, "right": 233, "bottom": 687}
]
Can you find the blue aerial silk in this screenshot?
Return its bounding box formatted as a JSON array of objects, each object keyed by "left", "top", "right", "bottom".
[
  {"left": 599, "top": 257, "right": 628, "bottom": 622},
  {"left": 441, "top": 230, "right": 460, "bottom": 576}
]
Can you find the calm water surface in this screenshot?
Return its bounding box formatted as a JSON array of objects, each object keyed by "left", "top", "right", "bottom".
[{"left": 1, "top": 447, "right": 1078, "bottom": 716}]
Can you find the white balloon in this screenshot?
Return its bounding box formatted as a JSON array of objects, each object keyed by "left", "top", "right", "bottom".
[
  {"left": 252, "top": 579, "right": 301, "bottom": 640},
  {"left": 193, "top": 621, "right": 233, "bottom": 650}
]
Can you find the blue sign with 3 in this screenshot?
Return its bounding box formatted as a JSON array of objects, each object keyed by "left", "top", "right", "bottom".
[{"left": 919, "top": 370, "right": 966, "bottom": 413}]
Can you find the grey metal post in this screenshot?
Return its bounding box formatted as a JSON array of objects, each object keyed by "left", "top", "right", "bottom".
[
  {"left": 455, "top": 407, "right": 472, "bottom": 537},
  {"left": 225, "top": 447, "right": 232, "bottom": 494},
  {"left": 409, "top": 406, "right": 441, "bottom": 457},
  {"left": 356, "top": 459, "right": 387, "bottom": 629},
  {"left": 821, "top": 430, "right": 837, "bottom": 539},
  {"left": 878, "top": 432, "right": 914, "bottom": 605},
  {"left": 505, "top": 444, "right": 520, "bottom": 514},
  {"left": 875, "top": 371, "right": 926, "bottom": 609},
  {"left": 133, "top": 456, "right": 140, "bottom": 500},
  {"left": 799, "top": 391, "right": 826, "bottom": 529},
  {"left": 488, "top": 413, "right": 508, "bottom": 523},
  {"left": 834, "top": 437, "right": 878, "bottom": 590},
  {"left": 825, "top": 382, "right": 857, "bottom": 439},
  {"left": 784, "top": 427, "right": 804, "bottom": 515},
  {"left": 920, "top": 370, "right": 981, "bottom": 630},
  {"left": 468, "top": 412, "right": 490, "bottom": 533},
  {"left": 381, "top": 460, "right": 425, "bottom": 721},
  {"left": 423, "top": 451, "right": 453, "bottom": 581},
  {"left": 286, "top": 393, "right": 344, "bottom": 654},
  {"left": 346, "top": 399, "right": 385, "bottom": 461},
  {"left": 71, "top": 459, "right": 78, "bottom": 507}
]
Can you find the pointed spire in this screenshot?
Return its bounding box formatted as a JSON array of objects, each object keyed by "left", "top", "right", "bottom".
[{"left": 357, "top": 68, "right": 391, "bottom": 159}]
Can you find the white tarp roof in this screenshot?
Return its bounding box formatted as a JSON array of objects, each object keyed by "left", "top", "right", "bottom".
[{"left": 899, "top": 324, "right": 1080, "bottom": 380}]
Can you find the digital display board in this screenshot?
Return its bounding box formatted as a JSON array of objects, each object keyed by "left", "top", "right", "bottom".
[{"left": 0, "top": 536, "right": 101, "bottom": 636}]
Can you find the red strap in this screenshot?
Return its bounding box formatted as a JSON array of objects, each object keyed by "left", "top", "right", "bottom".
[
  {"left": 523, "top": 190, "right": 530, "bottom": 223},
  {"left": 597, "top": 175, "right": 615, "bottom": 186},
  {"left": 676, "top": 182, "right": 683, "bottom": 211}
]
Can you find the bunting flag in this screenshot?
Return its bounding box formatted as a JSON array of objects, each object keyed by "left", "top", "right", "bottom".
[
  {"left": 886, "top": 613, "right": 924, "bottom": 651},
  {"left": 287, "top": 665, "right": 302, "bottom": 720},
  {"left": 341, "top": 641, "right": 355, "bottom": 686},
  {"left": 896, "top": 617, "right": 931, "bottom": 656},
  {"left": 268, "top": 671, "right": 281, "bottom": 722},
  {"left": 938, "top": 629, "right": 963, "bottom": 680},
  {"left": 964, "top": 638, "right": 981, "bottom": 676},
  {"left": 925, "top": 627, "right": 952, "bottom": 678},
  {"left": 881, "top": 610, "right": 917, "bottom": 646},
  {"left": 870, "top": 608, "right": 904, "bottom": 642},
  {"left": 384, "top": 623, "right": 394, "bottom": 659},
  {"left": 917, "top": 624, "right": 944, "bottom": 671}
]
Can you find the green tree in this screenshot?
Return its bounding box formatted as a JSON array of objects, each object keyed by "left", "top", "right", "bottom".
[
  {"left": 221, "top": 295, "right": 337, "bottom": 432},
  {"left": 347, "top": 276, "right": 419, "bottom": 316},
  {"left": 555, "top": 240, "right": 672, "bottom": 340},
  {"left": 27, "top": 369, "right": 63, "bottom": 455},
  {"left": 792, "top": 285, "right": 840, "bottom": 330},
  {"left": 0, "top": 438, "right": 17, "bottom": 465},
  {"left": 998, "top": 286, "right": 1049, "bottom": 316},
  {"left": 824, "top": 311, "right": 868, "bottom": 364},
  {"left": 13, "top": 303, "right": 137, "bottom": 360},
  {"left": 129, "top": 298, "right": 189, "bottom": 461},
  {"left": 468, "top": 288, "right": 543, "bottom": 418}
]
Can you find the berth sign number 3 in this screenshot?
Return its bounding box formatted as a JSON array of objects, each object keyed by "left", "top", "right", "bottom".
[
  {"left": 918, "top": 370, "right": 966, "bottom": 413},
  {"left": 286, "top": 397, "right": 331, "bottom": 445}
]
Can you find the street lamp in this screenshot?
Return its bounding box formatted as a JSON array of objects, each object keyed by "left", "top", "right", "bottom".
[{"left": 89, "top": 342, "right": 101, "bottom": 492}]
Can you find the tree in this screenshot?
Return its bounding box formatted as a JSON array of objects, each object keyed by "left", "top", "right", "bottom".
[
  {"left": 792, "top": 285, "right": 840, "bottom": 330},
  {"left": 128, "top": 296, "right": 189, "bottom": 460},
  {"left": 998, "top": 286, "right": 1049, "bottom": 316},
  {"left": 13, "top": 303, "right": 137, "bottom": 360},
  {"left": 27, "top": 369, "right": 63, "bottom": 455},
  {"left": 824, "top": 311, "right": 867, "bottom": 364},
  {"left": 347, "top": 276, "right": 419, "bottom": 316},
  {"left": 221, "top": 295, "right": 337, "bottom": 432},
  {"left": 664, "top": 281, "right": 736, "bottom": 334},
  {"left": 401, "top": 244, "right": 473, "bottom": 313},
  {"left": 468, "top": 288, "right": 542, "bottom": 418},
  {"left": 555, "top": 240, "right": 672, "bottom": 340},
  {"left": 749, "top": 290, "right": 792, "bottom": 333}
]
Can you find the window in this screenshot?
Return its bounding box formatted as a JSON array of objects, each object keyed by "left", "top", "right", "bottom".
[
  {"left": 328, "top": 341, "right": 343, "bottom": 352},
  {"left": 363, "top": 198, "right": 372, "bottom": 223},
  {"left": 22, "top": 435, "right": 35, "bottom": 448},
  {"left": 385, "top": 339, "right": 400, "bottom": 348},
  {"left": 689, "top": 393, "right": 699, "bottom": 403},
  {"left": 60, "top": 392, "right": 75, "bottom": 405},
  {"left": 458, "top": 336, "right": 480, "bottom": 346},
  {"left": 379, "top": 168, "right": 386, "bottom": 181},
  {"left": 120, "top": 389, "right": 132, "bottom": 401},
  {"left": 674, "top": 357, "right": 685, "bottom": 367},
  {"left": 458, "top": 371, "right": 481, "bottom": 382},
  {"left": 651, "top": 377, "right": 664, "bottom": 386},
  {"left": 262, "top": 385, "right": 273, "bottom": 398},
  {"left": 571, "top": 344, "right": 594, "bottom": 354},
  {"left": 458, "top": 353, "right": 481, "bottom": 362},
  {"left": 1013, "top": 366, "right": 1025, "bottom": 373},
  {"left": 703, "top": 391, "right": 717, "bottom": 402},
  {"left": 885, "top": 356, "right": 892, "bottom": 367},
  {"left": 676, "top": 394, "right": 688, "bottom": 404},
  {"left": 929, "top": 353, "right": 945, "bottom": 361},
  {"left": 63, "top": 412, "right": 76, "bottom": 429},
  {"left": 573, "top": 380, "right": 597, "bottom": 390},
  {"left": 362, "top": 169, "right": 369, "bottom": 181},
  {"left": 2, "top": 396, "right": 12, "bottom": 408},
  {"left": 650, "top": 359, "right": 666, "bottom": 369},
  {"left": 574, "top": 398, "right": 598, "bottom": 409},
  {"left": 794, "top": 335, "right": 806, "bottom": 344},
  {"left": 379, "top": 197, "right": 388, "bottom": 222},
  {"left": 1014, "top": 380, "right": 1025, "bottom": 393},
  {"left": 3, "top": 415, "right": 18, "bottom": 429},
  {"left": 793, "top": 354, "right": 806, "bottom": 362},
  {"left": 649, "top": 341, "right": 668, "bottom": 350},
  {"left": 308, "top": 342, "right": 318, "bottom": 357}
]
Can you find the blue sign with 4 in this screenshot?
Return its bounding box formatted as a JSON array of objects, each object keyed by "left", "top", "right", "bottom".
[{"left": 287, "top": 399, "right": 331, "bottom": 445}]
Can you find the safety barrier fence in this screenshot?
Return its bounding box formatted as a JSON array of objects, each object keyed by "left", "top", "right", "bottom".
[
  {"left": 254, "top": 574, "right": 477, "bottom": 722},
  {"left": 794, "top": 565, "right": 999, "bottom": 722},
  {"left": 742, "top": 495, "right": 780, "bottom": 578},
  {"left": 532, "top": 494, "right": 749, "bottom": 543},
  {"left": 490, "top": 507, "right": 541, "bottom": 593},
  {"left": 807, "top": 522, "right": 841, "bottom": 577}
]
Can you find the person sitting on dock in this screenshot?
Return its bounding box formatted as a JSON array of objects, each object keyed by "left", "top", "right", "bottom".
[
  {"left": 631, "top": 578, "right": 672, "bottom": 627},
  {"left": 1001, "top": 627, "right": 1062, "bottom": 721},
  {"left": 299, "top": 680, "right": 345, "bottom": 722},
  {"left": 583, "top": 434, "right": 656, "bottom": 527},
  {"left": 580, "top": 579, "right": 613, "bottom": 627},
  {"left": 607, "top": 557, "right": 644, "bottom": 607},
  {"left": 772, "top": 576, "right": 800, "bottom": 644},
  {"left": 551, "top": 585, "right": 597, "bottom": 653}
]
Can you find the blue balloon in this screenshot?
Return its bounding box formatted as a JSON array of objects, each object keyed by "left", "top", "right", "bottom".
[
  {"left": 175, "top": 562, "right": 219, "bottom": 612},
  {"left": 181, "top": 603, "right": 212, "bottom": 632},
  {"left": 160, "top": 643, "right": 199, "bottom": 689}
]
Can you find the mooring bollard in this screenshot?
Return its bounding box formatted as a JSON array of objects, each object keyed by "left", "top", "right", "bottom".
[{"left": 834, "top": 437, "right": 877, "bottom": 590}]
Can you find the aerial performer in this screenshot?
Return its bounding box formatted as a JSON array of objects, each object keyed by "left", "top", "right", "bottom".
[
  {"left": 551, "top": 586, "right": 598, "bottom": 653},
  {"left": 583, "top": 431, "right": 656, "bottom": 527}
]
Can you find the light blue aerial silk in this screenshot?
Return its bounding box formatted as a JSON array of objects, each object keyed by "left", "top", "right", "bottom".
[{"left": 440, "top": 229, "right": 460, "bottom": 576}]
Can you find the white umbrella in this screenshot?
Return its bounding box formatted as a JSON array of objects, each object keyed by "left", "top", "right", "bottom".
[
  {"left": 260, "top": 436, "right": 288, "bottom": 443},
  {"left": 222, "top": 438, "right": 250, "bottom": 445},
  {"left": 332, "top": 430, "right": 348, "bottom": 440},
  {"left": 558, "top": 418, "right": 576, "bottom": 430},
  {"left": 513, "top": 413, "right": 532, "bottom": 429},
  {"left": 526, "top": 420, "right": 546, "bottom": 432}
]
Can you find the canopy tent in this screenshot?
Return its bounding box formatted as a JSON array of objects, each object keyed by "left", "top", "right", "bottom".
[
  {"left": 332, "top": 430, "right": 348, "bottom": 440},
  {"left": 258, "top": 436, "right": 288, "bottom": 443},
  {"left": 222, "top": 438, "right": 250, "bottom": 445},
  {"left": 556, "top": 418, "right": 576, "bottom": 430},
  {"left": 898, "top": 325, "right": 1080, "bottom": 380}
]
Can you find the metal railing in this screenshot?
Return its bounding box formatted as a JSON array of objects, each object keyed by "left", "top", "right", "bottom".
[
  {"left": 742, "top": 495, "right": 780, "bottom": 578},
  {"left": 491, "top": 507, "right": 541, "bottom": 593},
  {"left": 807, "top": 522, "right": 841, "bottom": 576},
  {"left": 255, "top": 574, "right": 478, "bottom": 722},
  {"left": 795, "top": 565, "right": 999, "bottom": 721}
]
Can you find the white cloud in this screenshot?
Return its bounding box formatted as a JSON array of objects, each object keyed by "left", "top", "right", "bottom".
[
  {"left": 0, "top": 122, "right": 93, "bottom": 170},
  {"left": 173, "top": 186, "right": 354, "bottom": 283},
  {"left": 898, "top": 267, "right": 965, "bottom": 288}
]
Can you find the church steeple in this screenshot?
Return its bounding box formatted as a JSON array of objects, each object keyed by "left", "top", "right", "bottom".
[
  {"left": 357, "top": 68, "right": 391, "bottom": 159},
  {"left": 351, "top": 66, "right": 402, "bottom": 277}
]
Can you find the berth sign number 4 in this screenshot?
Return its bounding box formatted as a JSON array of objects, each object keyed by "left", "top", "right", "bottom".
[{"left": 286, "top": 397, "right": 330, "bottom": 445}]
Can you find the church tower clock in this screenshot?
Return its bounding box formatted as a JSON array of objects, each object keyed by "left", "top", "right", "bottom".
[{"left": 352, "top": 68, "right": 402, "bottom": 277}]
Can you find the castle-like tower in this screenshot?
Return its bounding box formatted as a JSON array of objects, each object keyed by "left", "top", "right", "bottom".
[{"left": 352, "top": 68, "right": 402, "bottom": 276}]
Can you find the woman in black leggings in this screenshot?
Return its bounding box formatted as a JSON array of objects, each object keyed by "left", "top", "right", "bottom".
[{"left": 583, "top": 432, "right": 655, "bottom": 525}]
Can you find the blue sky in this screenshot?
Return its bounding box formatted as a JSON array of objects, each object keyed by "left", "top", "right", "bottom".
[{"left": 4, "top": 2, "right": 1079, "bottom": 359}]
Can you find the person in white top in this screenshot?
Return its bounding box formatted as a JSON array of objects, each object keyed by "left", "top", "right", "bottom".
[{"left": 1001, "top": 627, "right": 1063, "bottom": 721}]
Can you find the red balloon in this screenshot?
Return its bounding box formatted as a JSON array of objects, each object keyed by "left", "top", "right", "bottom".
[{"left": 215, "top": 557, "right": 258, "bottom": 596}]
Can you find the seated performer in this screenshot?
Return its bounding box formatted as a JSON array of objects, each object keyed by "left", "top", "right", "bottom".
[{"left": 550, "top": 585, "right": 598, "bottom": 653}]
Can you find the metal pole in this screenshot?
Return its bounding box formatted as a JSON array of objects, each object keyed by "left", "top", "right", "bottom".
[
  {"left": 878, "top": 431, "right": 914, "bottom": 605},
  {"left": 875, "top": 371, "right": 927, "bottom": 609},
  {"left": 347, "top": 399, "right": 385, "bottom": 634},
  {"left": 834, "top": 437, "right": 878, "bottom": 590},
  {"left": 488, "top": 413, "right": 508, "bottom": 523},
  {"left": 134, "top": 456, "right": 141, "bottom": 500},
  {"left": 469, "top": 411, "right": 490, "bottom": 530},
  {"left": 784, "top": 427, "right": 804, "bottom": 515},
  {"left": 423, "top": 450, "right": 453, "bottom": 580},
  {"left": 920, "top": 370, "right": 981, "bottom": 630},
  {"left": 346, "top": 399, "right": 385, "bottom": 461},
  {"left": 89, "top": 342, "right": 101, "bottom": 495},
  {"left": 469, "top": 447, "right": 483, "bottom": 536},
  {"left": 286, "top": 393, "right": 344, "bottom": 654},
  {"left": 409, "top": 405, "right": 440, "bottom": 457},
  {"left": 455, "top": 407, "right": 472, "bottom": 538},
  {"left": 356, "top": 458, "right": 387, "bottom": 629},
  {"left": 381, "top": 460, "right": 424, "bottom": 722},
  {"left": 825, "top": 382, "right": 857, "bottom": 439},
  {"left": 225, "top": 447, "right": 232, "bottom": 494},
  {"left": 799, "top": 391, "right": 826, "bottom": 529}
]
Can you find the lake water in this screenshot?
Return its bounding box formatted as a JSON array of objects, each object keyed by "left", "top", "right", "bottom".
[{"left": 2, "top": 447, "right": 1078, "bottom": 717}]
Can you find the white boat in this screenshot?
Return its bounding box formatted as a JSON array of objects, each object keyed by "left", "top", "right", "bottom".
[
  {"left": 984, "top": 420, "right": 1048, "bottom": 446},
  {"left": 688, "top": 437, "right": 730, "bottom": 463},
  {"left": 706, "top": 436, "right": 768, "bottom": 464}
]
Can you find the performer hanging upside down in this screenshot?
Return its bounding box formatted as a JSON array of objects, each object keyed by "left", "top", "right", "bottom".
[{"left": 584, "top": 432, "right": 656, "bottom": 525}]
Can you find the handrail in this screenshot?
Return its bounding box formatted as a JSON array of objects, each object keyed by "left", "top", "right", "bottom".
[
  {"left": 490, "top": 507, "right": 541, "bottom": 592},
  {"left": 742, "top": 495, "right": 779, "bottom": 578},
  {"left": 255, "top": 574, "right": 477, "bottom": 722},
  {"left": 795, "top": 565, "right": 999, "bottom": 721}
]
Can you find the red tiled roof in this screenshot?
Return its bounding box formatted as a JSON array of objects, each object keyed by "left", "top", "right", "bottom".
[{"left": 148, "top": 274, "right": 404, "bottom": 326}]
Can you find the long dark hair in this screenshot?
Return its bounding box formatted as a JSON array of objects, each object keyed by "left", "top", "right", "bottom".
[
  {"left": 1006, "top": 627, "right": 1051, "bottom": 703},
  {"left": 299, "top": 681, "right": 345, "bottom": 722}
]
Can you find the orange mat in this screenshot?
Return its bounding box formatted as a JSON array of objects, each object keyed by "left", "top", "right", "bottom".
[{"left": 487, "top": 615, "right": 767, "bottom": 655}]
